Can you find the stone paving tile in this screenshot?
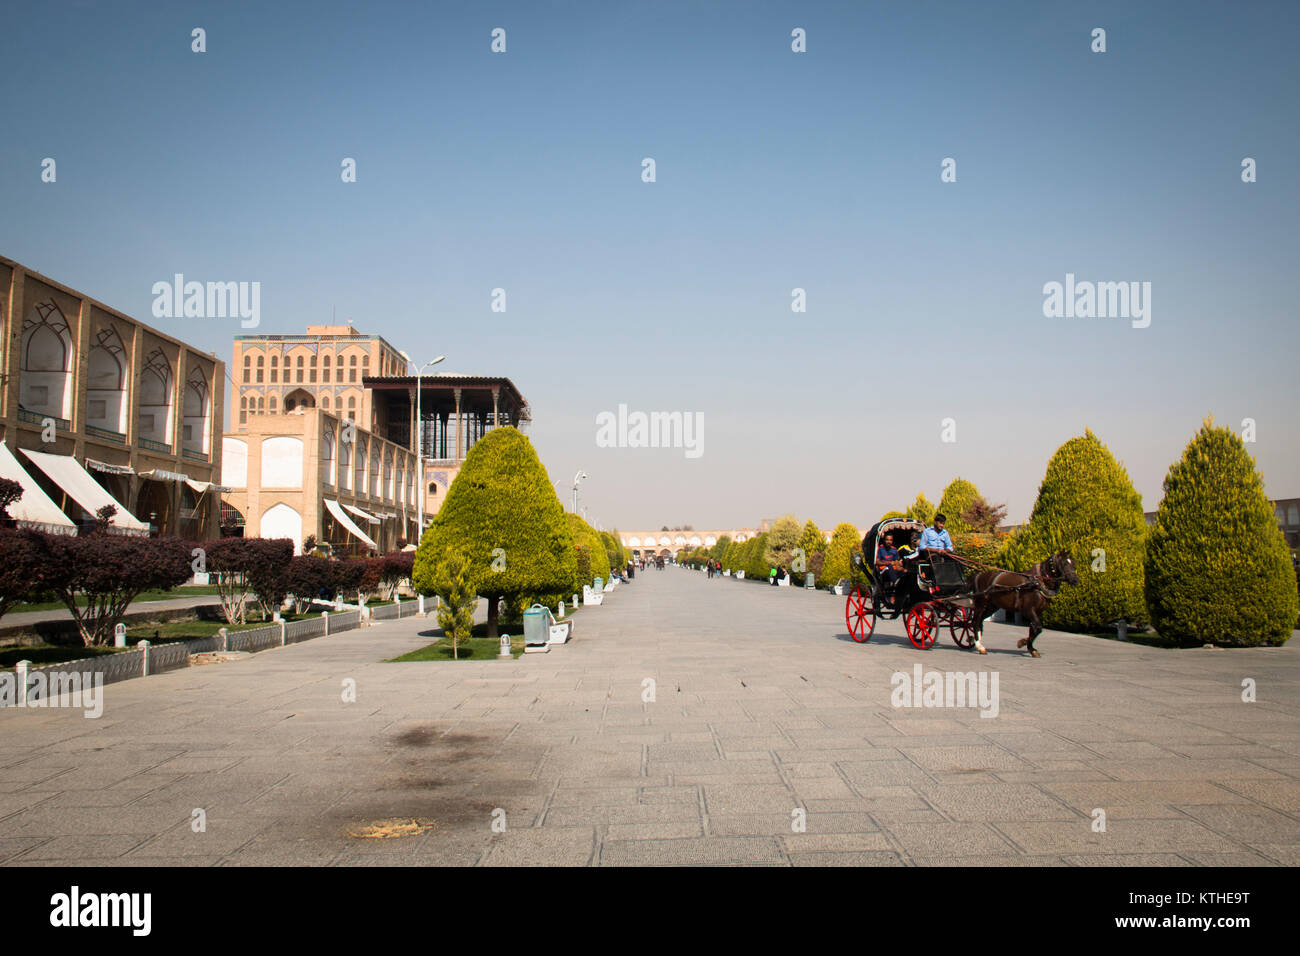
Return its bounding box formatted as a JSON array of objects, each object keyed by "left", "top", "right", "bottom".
[
  {"left": 480, "top": 828, "right": 596, "bottom": 866},
  {"left": 1, "top": 570, "right": 1297, "bottom": 867},
  {"left": 997, "top": 818, "right": 1238, "bottom": 856},
  {"left": 599, "top": 836, "right": 786, "bottom": 866},
  {"left": 884, "top": 821, "right": 1021, "bottom": 858}
]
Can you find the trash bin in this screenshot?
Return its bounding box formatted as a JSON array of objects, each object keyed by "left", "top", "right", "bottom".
[
  {"left": 523, "top": 604, "right": 549, "bottom": 645},
  {"left": 593, "top": 577, "right": 603, "bottom": 592}
]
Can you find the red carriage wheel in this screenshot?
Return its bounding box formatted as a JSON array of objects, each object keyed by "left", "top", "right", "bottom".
[
  {"left": 846, "top": 586, "right": 875, "bottom": 643},
  {"left": 949, "top": 606, "right": 978, "bottom": 648},
  {"left": 905, "top": 603, "right": 938, "bottom": 649}
]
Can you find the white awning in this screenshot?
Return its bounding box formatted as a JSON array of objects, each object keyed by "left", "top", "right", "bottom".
[
  {"left": 325, "top": 498, "right": 377, "bottom": 550},
  {"left": 86, "top": 459, "right": 135, "bottom": 476},
  {"left": 343, "top": 503, "right": 381, "bottom": 525},
  {"left": 0, "top": 441, "right": 77, "bottom": 534},
  {"left": 140, "top": 468, "right": 190, "bottom": 483},
  {"left": 19, "top": 448, "right": 150, "bottom": 533},
  {"left": 185, "top": 479, "right": 231, "bottom": 494}
]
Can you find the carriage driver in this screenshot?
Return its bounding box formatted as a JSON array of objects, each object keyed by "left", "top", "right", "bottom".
[
  {"left": 875, "top": 532, "right": 904, "bottom": 591},
  {"left": 919, "top": 513, "right": 955, "bottom": 556}
]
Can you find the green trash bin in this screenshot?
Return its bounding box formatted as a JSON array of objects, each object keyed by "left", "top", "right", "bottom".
[{"left": 523, "top": 604, "right": 548, "bottom": 645}]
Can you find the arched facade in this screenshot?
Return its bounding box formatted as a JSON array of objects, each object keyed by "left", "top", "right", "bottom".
[
  {"left": 86, "top": 323, "right": 128, "bottom": 434},
  {"left": 138, "top": 347, "right": 175, "bottom": 444},
  {"left": 20, "top": 300, "right": 74, "bottom": 421}
]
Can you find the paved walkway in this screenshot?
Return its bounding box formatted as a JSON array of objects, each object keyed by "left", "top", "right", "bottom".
[{"left": 1, "top": 567, "right": 1297, "bottom": 866}]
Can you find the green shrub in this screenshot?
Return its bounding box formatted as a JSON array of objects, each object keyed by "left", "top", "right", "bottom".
[
  {"left": 950, "top": 531, "right": 1008, "bottom": 568},
  {"left": 1145, "top": 420, "right": 1296, "bottom": 646},
  {"left": 412, "top": 427, "right": 577, "bottom": 639},
  {"left": 937, "top": 478, "right": 981, "bottom": 533},
  {"left": 817, "top": 522, "right": 860, "bottom": 588},
  {"left": 906, "top": 493, "right": 936, "bottom": 526},
  {"left": 567, "top": 513, "right": 610, "bottom": 587},
  {"left": 1002, "top": 429, "right": 1148, "bottom": 631}
]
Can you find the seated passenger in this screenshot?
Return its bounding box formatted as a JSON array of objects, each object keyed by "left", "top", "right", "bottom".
[{"left": 876, "top": 532, "right": 903, "bottom": 590}]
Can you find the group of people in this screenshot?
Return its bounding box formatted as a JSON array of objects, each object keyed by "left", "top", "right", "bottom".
[
  {"left": 874, "top": 513, "right": 954, "bottom": 592},
  {"left": 704, "top": 559, "right": 723, "bottom": 578}
]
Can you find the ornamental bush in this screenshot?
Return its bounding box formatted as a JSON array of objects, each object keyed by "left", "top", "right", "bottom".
[
  {"left": 568, "top": 513, "right": 610, "bottom": 586},
  {"left": 413, "top": 427, "right": 577, "bottom": 639},
  {"left": 906, "top": 493, "right": 936, "bottom": 527},
  {"left": 29, "top": 531, "right": 192, "bottom": 646},
  {"left": 1002, "top": 429, "right": 1148, "bottom": 631},
  {"left": 817, "top": 522, "right": 861, "bottom": 588},
  {"left": 764, "top": 515, "right": 801, "bottom": 569},
  {"left": 950, "top": 531, "right": 1008, "bottom": 568},
  {"left": 795, "top": 520, "right": 827, "bottom": 573},
  {"left": 937, "top": 478, "right": 981, "bottom": 533},
  {"left": 1145, "top": 420, "right": 1296, "bottom": 646}
]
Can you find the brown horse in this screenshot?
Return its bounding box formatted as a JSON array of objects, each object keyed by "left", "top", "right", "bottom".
[{"left": 967, "top": 551, "right": 1080, "bottom": 657}]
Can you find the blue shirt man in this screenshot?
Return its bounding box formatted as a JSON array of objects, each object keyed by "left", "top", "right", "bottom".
[{"left": 919, "top": 515, "right": 953, "bottom": 553}]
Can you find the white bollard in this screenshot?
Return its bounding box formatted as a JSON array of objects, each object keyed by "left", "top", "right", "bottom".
[
  {"left": 418, "top": 594, "right": 426, "bottom": 617},
  {"left": 558, "top": 600, "right": 565, "bottom": 619},
  {"left": 140, "top": 639, "right": 150, "bottom": 677},
  {"left": 279, "top": 621, "right": 287, "bottom": 646},
  {"left": 322, "top": 610, "right": 330, "bottom": 635},
  {"left": 219, "top": 627, "right": 229, "bottom": 652},
  {"left": 14, "top": 661, "right": 29, "bottom": 707},
  {"left": 114, "top": 623, "right": 126, "bottom": 648},
  {"left": 572, "top": 593, "right": 579, "bottom": 608},
  {"left": 498, "top": 633, "right": 512, "bottom": 659},
  {"left": 273, "top": 609, "right": 282, "bottom": 623}
]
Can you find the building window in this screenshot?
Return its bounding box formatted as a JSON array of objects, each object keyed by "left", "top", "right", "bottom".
[
  {"left": 322, "top": 395, "right": 330, "bottom": 409},
  {"left": 310, "top": 369, "right": 316, "bottom": 383},
  {"left": 270, "top": 396, "right": 278, "bottom": 412},
  {"left": 256, "top": 368, "right": 263, "bottom": 383},
  {"left": 243, "top": 368, "right": 250, "bottom": 383}
]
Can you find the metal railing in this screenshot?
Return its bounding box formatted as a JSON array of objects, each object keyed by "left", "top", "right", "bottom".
[
  {"left": 86, "top": 425, "right": 127, "bottom": 444},
  {"left": 139, "top": 437, "right": 172, "bottom": 454},
  {"left": 181, "top": 448, "right": 208, "bottom": 462},
  {"left": 3, "top": 602, "right": 403, "bottom": 707},
  {"left": 18, "top": 407, "right": 71, "bottom": 430}
]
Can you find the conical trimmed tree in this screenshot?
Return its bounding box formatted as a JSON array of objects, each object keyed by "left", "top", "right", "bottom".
[
  {"left": 1145, "top": 419, "right": 1296, "bottom": 646},
  {"left": 1002, "top": 429, "right": 1148, "bottom": 631},
  {"left": 937, "top": 478, "right": 980, "bottom": 533},
  {"left": 412, "top": 427, "right": 577, "bottom": 639},
  {"left": 795, "top": 519, "right": 827, "bottom": 573},
  {"left": 817, "top": 522, "right": 860, "bottom": 588},
  {"left": 906, "top": 493, "right": 936, "bottom": 527},
  {"left": 568, "top": 513, "right": 610, "bottom": 586}
]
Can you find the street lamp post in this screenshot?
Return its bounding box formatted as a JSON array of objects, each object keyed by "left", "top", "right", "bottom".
[
  {"left": 572, "top": 470, "right": 587, "bottom": 514},
  {"left": 400, "top": 351, "right": 445, "bottom": 539}
]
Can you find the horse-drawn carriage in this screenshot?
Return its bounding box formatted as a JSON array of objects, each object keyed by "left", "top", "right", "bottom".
[
  {"left": 845, "top": 518, "right": 980, "bottom": 649},
  {"left": 844, "top": 518, "right": 1080, "bottom": 656}
]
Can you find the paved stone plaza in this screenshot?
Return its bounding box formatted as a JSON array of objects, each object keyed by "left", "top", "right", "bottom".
[{"left": 1, "top": 569, "right": 1298, "bottom": 866}]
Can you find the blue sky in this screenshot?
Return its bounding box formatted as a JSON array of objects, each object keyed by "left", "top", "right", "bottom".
[{"left": 2, "top": 0, "right": 1297, "bottom": 530}]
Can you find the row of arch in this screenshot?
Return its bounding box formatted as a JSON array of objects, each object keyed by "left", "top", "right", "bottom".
[
  {"left": 241, "top": 348, "right": 388, "bottom": 385},
  {"left": 20, "top": 299, "right": 211, "bottom": 452},
  {"left": 223, "top": 426, "right": 419, "bottom": 507},
  {"left": 238, "top": 388, "right": 361, "bottom": 424}
]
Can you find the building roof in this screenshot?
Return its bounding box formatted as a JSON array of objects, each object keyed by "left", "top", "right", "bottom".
[{"left": 363, "top": 375, "right": 531, "bottom": 419}]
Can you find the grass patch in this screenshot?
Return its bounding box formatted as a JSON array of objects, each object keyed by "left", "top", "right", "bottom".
[
  {"left": 388, "top": 635, "right": 524, "bottom": 661},
  {"left": 125, "top": 612, "right": 319, "bottom": 643}
]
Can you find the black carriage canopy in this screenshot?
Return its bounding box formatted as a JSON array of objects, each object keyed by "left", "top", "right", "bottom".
[{"left": 858, "top": 518, "right": 925, "bottom": 581}]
